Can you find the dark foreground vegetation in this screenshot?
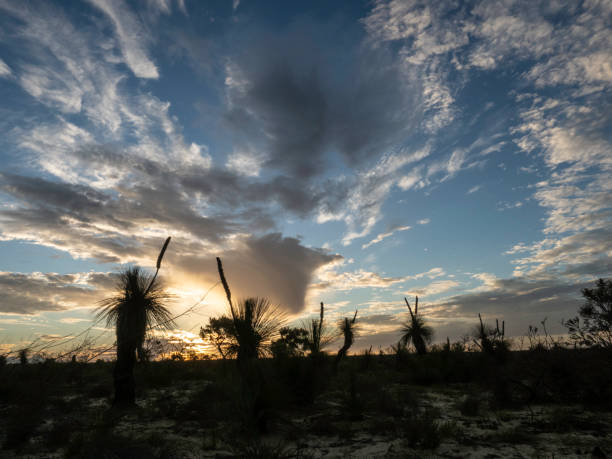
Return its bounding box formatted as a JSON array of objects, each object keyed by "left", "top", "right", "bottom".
[
  {"left": 2, "top": 241, "right": 611, "bottom": 458},
  {"left": 1, "top": 344, "right": 611, "bottom": 458}
]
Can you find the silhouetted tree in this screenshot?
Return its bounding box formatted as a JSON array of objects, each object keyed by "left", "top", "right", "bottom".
[
  {"left": 97, "top": 238, "right": 174, "bottom": 406},
  {"left": 401, "top": 297, "right": 433, "bottom": 355},
  {"left": 565, "top": 278, "right": 612, "bottom": 348},
  {"left": 271, "top": 326, "right": 308, "bottom": 359},
  {"left": 200, "top": 316, "right": 236, "bottom": 360}
]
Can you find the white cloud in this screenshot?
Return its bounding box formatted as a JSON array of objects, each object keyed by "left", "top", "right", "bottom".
[
  {"left": 226, "top": 151, "right": 264, "bottom": 177},
  {"left": 88, "top": 0, "right": 159, "bottom": 79},
  {"left": 340, "top": 146, "right": 430, "bottom": 245},
  {"left": 0, "top": 58, "right": 12, "bottom": 77},
  {"left": 496, "top": 201, "right": 523, "bottom": 211},
  {"left": 417, "top": 218, "right": 430, "bottom": 225},
  {"left": 467, "top": 185, "right": 481, "bottom": 194},
  {"left": 405, "top": 279, "right": 460, "bottom": 297},
  {"left": 362, "top": 225, "right": 411, "bottom": 249}
]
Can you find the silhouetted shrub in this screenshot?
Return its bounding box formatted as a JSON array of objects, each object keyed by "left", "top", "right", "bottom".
[
  {"left": 403, "top": 408, "right": 459, "bottom": 450},
  {"left": 564, "top": 278, "right": 612, "bottom": 348},
  {"left": 231, "top": 439, "right": 291, "bottom": 458}
]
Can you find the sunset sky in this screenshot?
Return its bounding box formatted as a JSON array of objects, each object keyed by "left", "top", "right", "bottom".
[{"left": 0, "top": 0, "right": 610, "bottom": 355}]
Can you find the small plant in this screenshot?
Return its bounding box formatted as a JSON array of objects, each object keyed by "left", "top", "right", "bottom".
[
  {"left": 403, "top": 408, "right": 455, "bottom": 449},
  {"left": 390, "top": 341, "right": 409, "bottom": 366},
  {"left": 473, "top": 313, "right": 510, "bottom": 358},
  {"left": 231, "top": 439, "right": 292, "bottom": 458},
  {"left": 360, "top": 345, "right": 373, "bottom": 370}
]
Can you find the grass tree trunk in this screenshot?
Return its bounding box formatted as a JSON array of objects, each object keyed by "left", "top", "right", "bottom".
[
  {"left": 113, "top": 341, "right": 136, "bottom": 406},
  {"left": 413, "top": 335, "right": 427, "bottom": 355}
]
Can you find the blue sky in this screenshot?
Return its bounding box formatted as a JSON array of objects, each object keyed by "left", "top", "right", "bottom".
[{"left": 0, "top": 0, "right": 610, "bottom": 354}]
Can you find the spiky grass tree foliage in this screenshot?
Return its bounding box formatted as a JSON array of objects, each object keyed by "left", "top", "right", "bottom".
[
  {"left": 472, "top": 313, "right": 507, "bottom": 356},
  {"left": 401, "top": 297, "right": 433, "bottom": 355},
  {"left": 335, "top": 310, "right": 358, "bottom": 368},
  {"left": 97, "top": 238, "right": 174, "bottom": 406},
  {"left": 304, "top": 302, "right": 336, "bottom": 357},
  {"left": 231, "top": 297, "right": 285, "bottom": 361},
  {"left": 216, "top": 257, "right": 285, "bottom": 362}
]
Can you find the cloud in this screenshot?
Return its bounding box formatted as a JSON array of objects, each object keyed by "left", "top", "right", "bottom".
[
  {"left": 0, "top": 58, "right": 12, "bottom": 77},
  {"left": 175, "top": 233, "right": 341, "bottom": 314},
  {"left": 312, "top": 269, "right": 408, "bottom": 292},
  {"left": 417, "top": 218, "right": 430, "bottom": 225},
  {"left": 405, "top": 279, "right": 460, "bottom": 297},
  {"left": 406, "top": 267, "right": 445, "bottom": 280},
  {"left": 311, "top": 265, "right": 446, "bottom": 296},
  {"left": 88, "top": 0, "right": 159, "bottom": 79},
  {"left": 223, "top": 17, "right": 421, "bottom": 180},
  {"left": 432, "top": 276, "right": 592, "bottom": 336},
  {"left": 225, "top": 151, "right": 263, "bottom": 177},
  {"left": 0, "top": 271, "right": 114, "bottom": 315},
  {"left": 496, "top": 201, "right": 523, "bottom": 211},
  {"left": 467, "top": 185, "right": 481, "bottom": 194},
  {"left": 362, "top": 225, "right": 411, "bottom": 249},
  {"left": 339, "top": 147, "right": 430, "bottom": 245},
  {"left": 507, "top": 92, "right": 612, "bottom": 282}
]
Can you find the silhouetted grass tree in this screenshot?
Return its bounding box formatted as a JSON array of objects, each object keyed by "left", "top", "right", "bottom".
[
  {"left": 215, "top": 257, "right": 285, "bottom": 363},
  {"left": 215, "top": 257, "right": 286, "bottom": 433},
  {"left": 97, "top": 237, "right": 174, "bottom": 407},
  {"left": 564, "top": 278, "right": 612, "bottom": 348},
  {"left": 401, "top": 297, "right": 433, "bottom": 355},
  {"left": 18, "top": 348, "right": 28, "bottom": 365},
  {"left": 335, "top": 310, "right": 358, "bottom": 369},
  {"left": 233, "top": 297, "right": 285, "bottom": 361},
  {"left": 473, "top": 313, "right": 508, "bottom": 356},
  {"left": 303, "top": 302, "right": 335, "bottom": 357}
]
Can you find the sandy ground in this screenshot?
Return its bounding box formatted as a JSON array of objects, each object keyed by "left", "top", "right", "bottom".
[{"left": 2, "top": 380, "right": 611, "bottom": 458}]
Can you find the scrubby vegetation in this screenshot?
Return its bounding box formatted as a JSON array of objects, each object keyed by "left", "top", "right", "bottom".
[{"left": 1, "top": 270, "right": 611, "bottom": 457}]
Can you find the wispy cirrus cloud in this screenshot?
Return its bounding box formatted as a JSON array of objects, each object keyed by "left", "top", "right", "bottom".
[
  {"left": 87, "top": 0, "right": 159, "bottom": 79},
  {"left": 362, "top": 225, "right": 412, "bottom": 249},
  {"left": 0, "top": 58, "right": 12, "bottom": 77}
]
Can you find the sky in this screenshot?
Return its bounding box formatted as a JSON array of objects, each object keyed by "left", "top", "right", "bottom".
[{"left": 0, "top": 0, "right": 611, "bottom": 356}]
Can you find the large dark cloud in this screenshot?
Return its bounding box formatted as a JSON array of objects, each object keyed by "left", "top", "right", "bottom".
[
  {"left": 177, "top": 233, "right": 342, "bottom": 314},
  {"left": 224, "top": 16, "right": 420, "bottom": 180}
]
